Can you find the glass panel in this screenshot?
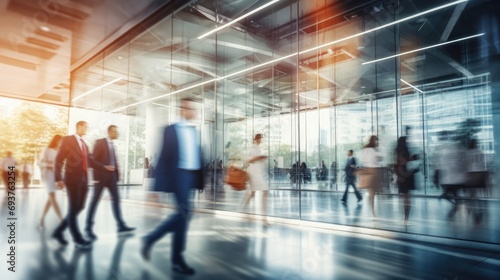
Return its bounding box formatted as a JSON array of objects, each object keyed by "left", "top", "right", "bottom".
[{"left": 66, "top": 0, "right": 499, "bottom": 244}]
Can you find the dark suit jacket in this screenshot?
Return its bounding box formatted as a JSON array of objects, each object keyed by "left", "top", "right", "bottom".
[
  {"left": 92, "top": 138, "right": 119, "bottom": 184},
  {"left": 153, "top": 125, "right": 204, "bottom": 193},
  {"left": 55, "top": 135, "right": 105, "bottom": 187},
  {"left": 344, "top": 157, "right": 357, "bottom": 178}
]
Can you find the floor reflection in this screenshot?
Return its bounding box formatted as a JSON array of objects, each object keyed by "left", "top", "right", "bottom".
[{"left": 1, "top": 189, "right": 499, "bottom": 280}]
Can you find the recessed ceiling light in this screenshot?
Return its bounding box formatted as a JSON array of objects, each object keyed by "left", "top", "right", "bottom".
[
  {"left": 117, "top": 55, "right": 124, "bottom": 60},
  {"left": 40, "top": 26, "right": 50, "bottom": 32}
]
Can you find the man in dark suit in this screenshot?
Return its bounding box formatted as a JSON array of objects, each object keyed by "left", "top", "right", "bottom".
[
  {"left": 341, "top": 150, "right": 362, "bottom": 203},
  {"left": 141, "top": 97, "right": 204, "bottom": 276},
  {"left": 85, "top": 125, "right": 135, "bottom": 240},
  {"left": 52, "top": 121, "right": 113, "bottom": 248}
]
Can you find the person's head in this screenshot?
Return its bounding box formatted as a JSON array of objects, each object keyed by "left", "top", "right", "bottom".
[
  {"left": 396, "top": 136, "right": 407, "bottom": 150},
  {"left": 48, "top": 134, "right": 62, "bottom": 148},
  {"left": 108, "top": 125, "right": 118, "bottom": 140},
  {"left": 365, "top": 135, "right": 378, "bottom": 148},
  {"left": 301, "top": 162, "right": 307, "bottom": 168},
  {"left": 347, "top": 150, "right": 353, "bottom": 157},
  {"left": 180, "top": 97, "right": 198, "bottom": 121},
  {"left": 253, "top": 133, "right": 263, "bottom": 144},
  {"left": 76, "top": 121, "right": 88, "bottom": 137}
]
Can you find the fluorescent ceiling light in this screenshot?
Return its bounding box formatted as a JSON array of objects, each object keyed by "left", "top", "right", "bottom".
[
  {"left": 254, "top": 101, "right": 279, "bottom": 109},
  {"left": 73, "top": 77, "right": 123, "bottom": 102},
  {"left": 112, "top": 0, "right": 466, "bottom": 113},
  {"left": 152, "top": 103, "right": 180, "bottom": 110},
  {"left": 299, "top": 0, "right": 468, "bottom": 56},
  {"left": 400, "top": 79, "right": 424, "bottom": 93},
  {"left": 297, "top": 93, "right": 320, "bottom": 102},
  {"left": 197, "top": 0, "right": 280, "bottom": 39},
  {"left": 111, "top": 79, "right": 215, "bottom": 112},
  {"left": 363, "top": 33, "right": 484, "bottom": 65}
]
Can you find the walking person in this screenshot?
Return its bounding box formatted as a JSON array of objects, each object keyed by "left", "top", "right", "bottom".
[
  {"left": 38, "top": 135, "right": 64, "bottom": 230},
  {"left": 85, "top": 125, "right": 135, "bottom": 240},
  {"left": 341, "top": 150, "right": 362, "bottom": 204},
  {"left": 360, "top": 135, "right": 383, "bottom": 217},
  {"left": 242, "top": 133, "right": 270, "bottom": 226},
  {"left": 395, "top": 136, "right": 418, "bottom": 225},
  {"left": 141, "top": 97, "right": 204, "bottom": 275},
  {"left": 2, "top": 151, "right": 18, "bottom": 193},
  {"left": 52, "top": 121, "right": 111, "bottom": 248},
  {"left": 21, "top": 160, "right": 33, "bottom": 188}
]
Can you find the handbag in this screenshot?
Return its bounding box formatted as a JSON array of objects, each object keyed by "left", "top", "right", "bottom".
[{"left": 224, "top": 166, "right": 247, "bottom": 191}]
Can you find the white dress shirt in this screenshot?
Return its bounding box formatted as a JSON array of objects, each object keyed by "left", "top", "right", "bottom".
[{"left": 176, "top": 119, "right": 201, "bottom": 170}]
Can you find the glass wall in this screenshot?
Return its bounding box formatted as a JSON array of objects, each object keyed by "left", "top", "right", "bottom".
[{"left": 70, "top": 0, "right": 499, "bottom": 243}]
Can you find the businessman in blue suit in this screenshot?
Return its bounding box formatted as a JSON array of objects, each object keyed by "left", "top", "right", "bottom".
[
  {"left": 141, "top": 97, "right": 204, "bottom": 275},
  {"left": 85, "top": 125, "right": 135, "bottom": 240}
]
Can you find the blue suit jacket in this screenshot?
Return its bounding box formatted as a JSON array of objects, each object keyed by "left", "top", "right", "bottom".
[
  {"left": 92, "top": 138, "right": 119, "bottom": 183},
  {"left": 153, "top": 125, "right": 204, "bottom": 193},
  {"left": 344, "top": 157, "right": 357, "bottom": 178}
]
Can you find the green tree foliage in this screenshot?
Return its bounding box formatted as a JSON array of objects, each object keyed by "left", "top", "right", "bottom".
[
  {"left": 0, "top": 100, "right": 67, "bottom": 163},
  {"left": 271, "top": 143, "right": 292, "bottom": 167}
]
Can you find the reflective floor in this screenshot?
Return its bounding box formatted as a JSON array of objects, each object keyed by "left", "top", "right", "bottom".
[
  {"left": 1, "top": 189, "right": 499, "bottom": 280},
  {"left": 125, "top": 182, "right": 500, "bottom": 244}
]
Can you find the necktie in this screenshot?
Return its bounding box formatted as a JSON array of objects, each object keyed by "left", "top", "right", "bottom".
[
  {"left": 81, "top": 139, "right": 87, "bottom": 172},
  {"left": 109, "top": 141, "right": 116, "bottom": 167}
]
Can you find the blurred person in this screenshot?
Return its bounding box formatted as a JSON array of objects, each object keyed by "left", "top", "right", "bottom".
[
  {"left": 465, "top": 139, "right": 488, "bottom": 196},
  {"left": 38, "top": 135, "right": 64, "bottom": 229},
  {"left": 319, "top": 160, "right": 328, "bottom": 181},
  {"left": 300, "top": 162, "right": 311, "bottom": 183},
  {"left": 2, "top": 151, "right": 18, "bottom": 193},
  {"left": 341, "top": 150, "right": 362, "bottom": 204},
  {"left": 85, "top": 125, "right": 135, "bottom": 241},
  {"left": 290, "top": 163, "right": 299, "bottom": 185},
  {"left": 360, "top": 135, "right": 383, "bottom": 217},
  {"left": 242, "top": 133, "right": 270, "bottom": 226},
  {"left": 52, "top": 121, "right": 111, "bottom": 249},
  {"left": 21, "top": 160, "right": 33, "bottom": 188},
  {"left": 330, "top": 161, "right": 337, "bottom": 187},
  {"left": 394, "top": 136, "right": 419, "bottom": 225},
  {"left": 438, "top": 140, "right": 467, "bottom": 203},
  {"left": 141, "top": 97, "right": 204, "bottom": 275}
]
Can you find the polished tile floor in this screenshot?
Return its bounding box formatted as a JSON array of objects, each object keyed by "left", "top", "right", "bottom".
[
  {"left": 1, "top": 189, "right": 499, "bottom": 280},
  {"left": 124, "top": 183, "right": 500, "bottom": 244}
]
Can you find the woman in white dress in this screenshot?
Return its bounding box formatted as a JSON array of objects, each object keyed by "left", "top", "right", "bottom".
[
  {"left": 360, "top": 135, "right": 383, "bottom": 217},
  {"left": 242, "top": 134, "right": 270, "bottom": 226},
  {"left": 38, "top": 134, "right": 63, "bottom": 229}
]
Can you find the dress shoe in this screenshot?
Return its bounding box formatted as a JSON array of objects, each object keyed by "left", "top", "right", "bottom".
[
  {"left": 51, "top": 233, "right": 68, "bottom": 246},
  {"left": 118, "top": 225, "right": 135, "bottom": 234},
  {"left": 86, "top": 230, "right": 98, "bottom": 241},
  {"left": 172, "top": 262, "right": 195, "bottom": 275},
  {"left": 341, "top": 199, "right": 346, "bottom": 204},
  {"left": 140, "top": 238, "right": 152, "bottom": 261},
  {"left": 357, "top": 198, "right": 363, "bottom": 203},
  {"left": 75, "top": 239, "right": 92, "bottom": 249}
]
